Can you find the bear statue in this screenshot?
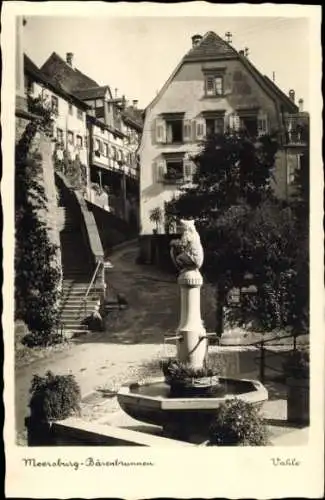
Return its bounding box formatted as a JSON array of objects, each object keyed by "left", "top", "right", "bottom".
[{"left": 170, "top": 219, "right": 204, "bottom": 273}]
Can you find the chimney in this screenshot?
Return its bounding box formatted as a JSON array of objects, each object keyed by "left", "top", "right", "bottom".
[
  {"left": 239, "top": 50, "right": 245, "bottom": 56},
  {"left": 298, "top": 98, "right": 304, "bottom": 112},
  {"left": 66, "top": 52, "right": 74, "bottom": 66},
  {"left": 132, "top": 99, "right": 138, "bottom": 108},
  {"left": 115, "top": 88, "right": 118, "bottom": 98},
  {"left": 288, "top": 89, "right": 295, "bottom": 103},
  {"left": 191, "top": 34, "right": 203, "bottom": 48}
]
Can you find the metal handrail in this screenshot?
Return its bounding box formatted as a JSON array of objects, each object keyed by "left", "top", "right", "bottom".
[
  {"left": 83, "top": 260, "right": 102, "bottom": 314},
  {"left": 252, "top": 332, "right": 308, "bottom": 383}
]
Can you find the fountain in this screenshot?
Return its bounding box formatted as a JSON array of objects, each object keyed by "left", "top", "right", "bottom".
[{"left": 117, "top": 220, "right": 268, "bottom": 442}]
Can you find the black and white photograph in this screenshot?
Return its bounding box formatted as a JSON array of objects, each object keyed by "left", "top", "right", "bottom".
[{"left": 2, "top": 2, "right": 324, "bottom": 498}]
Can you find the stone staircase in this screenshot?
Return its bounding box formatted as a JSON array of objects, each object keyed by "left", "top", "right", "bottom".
[{"left": 57, "top": 199, "right": 102, "bottom": 339}]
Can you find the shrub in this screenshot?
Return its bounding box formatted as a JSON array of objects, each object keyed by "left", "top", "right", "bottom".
[
  {"left": 29, "top": 371, "right": 81, "bottom": 421},
  {"left": 282, "top": 348, "right": 309, "bottom": 380},
  {"left": 22, "top": 331, "right": 63, "bottom": 348},
  {"left": 208, "top": 399, "right": 269, "bottom": 446}
]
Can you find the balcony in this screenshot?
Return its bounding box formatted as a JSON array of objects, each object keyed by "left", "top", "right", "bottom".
[
  {"left": 92, "top": 152, "right": 139, "bottom": 180},
  {"left": 284, "top": 114, "right": 309, "bottom": 147}
]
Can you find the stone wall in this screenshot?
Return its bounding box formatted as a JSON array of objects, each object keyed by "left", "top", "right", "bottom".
[{"left": 15, "top": 111, "right": 62, "bottom": 289}]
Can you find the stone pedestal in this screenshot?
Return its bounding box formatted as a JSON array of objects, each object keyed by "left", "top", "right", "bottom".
[{"left": 176, "top": 269, "right": 207, "bottom": 369}]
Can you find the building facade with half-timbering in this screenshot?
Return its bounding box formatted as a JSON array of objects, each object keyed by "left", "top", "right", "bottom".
[
  {"left": 138, "top": 31, "right": 309, "bottom": 259},
  {"left": 40, "top": 52, "right": 143, "bottom": 224}
]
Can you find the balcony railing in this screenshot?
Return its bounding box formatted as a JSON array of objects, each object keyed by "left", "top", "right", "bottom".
[
  {"left": 92, "top": 152, "right": 139, "bottom": 179},
  {"left": 284, "top": 114, "right": 309, "bottom": 146}
]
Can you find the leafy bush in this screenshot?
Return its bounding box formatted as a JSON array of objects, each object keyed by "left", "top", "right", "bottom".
[
  {"left": 208, "top": 399, "right": 269, "bottom": 446},
  {"left": 29, "top": 371, "right": 81, "bottom": 421},
  {"left": 282, "top": 348, "right": 309, "bottom": 380},
  {"left": 22, "top": 331, "right": 63, "bottom": 348}
]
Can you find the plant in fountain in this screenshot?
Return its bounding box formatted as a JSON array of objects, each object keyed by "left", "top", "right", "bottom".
[
  {"left": 161, "top": 357, "right": 226, "bottom": 397},
  {"left": 208, "top": 398, "right": 269, "bottom": 446}
]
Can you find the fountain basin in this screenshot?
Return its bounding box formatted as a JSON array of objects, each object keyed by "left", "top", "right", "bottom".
[{"left": 117, "top": 377, "right": 268, "bottom": 437}]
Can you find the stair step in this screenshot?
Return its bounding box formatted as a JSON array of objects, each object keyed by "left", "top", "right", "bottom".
[{"left": 61, "top": 323, "right": 87, "bottom": 329}]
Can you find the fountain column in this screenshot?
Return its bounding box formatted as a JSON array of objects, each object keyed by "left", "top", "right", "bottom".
[{"left": 176, "top": 269, "right": 207, "bottom": 370}]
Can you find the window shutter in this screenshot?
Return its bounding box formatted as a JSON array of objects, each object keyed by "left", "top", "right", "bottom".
[
  {"left": 257, "top": 112, "right": 268, "bottom": 137},
  {"left": 214, "top": 116, "right": 225, "bottom": 134},
  {"left": 153, "top": 159, "right": 166, "bottom": 183},
  {"left": 195, "top": 117, "right": 206, "bottom": 141},
  {"left": 155, "top": 117, "right": 166, "bottom": 144},
  {"left": 183, "top": 119, "right": 192, "bottom": 142},
  {"left": 228, "top": 112, "right": 241, "bottom": 132},
  {"left": 183, "top": 159, "right": 195, "bottom": 182}
]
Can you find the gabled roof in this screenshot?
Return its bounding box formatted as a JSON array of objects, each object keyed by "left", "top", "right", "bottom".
[
  {"left": 122, "top": 106, "right": 144, "bottom": 130},
  {"left": 73, "top": 86, "right": 112, "bottom": 101},
  {"left": 24, "top": 54, "right": 90, "bottom": 110},
  {"left": 183, "top": 31, "right": 237, "bottom": 62},
  {"left": 146, "top": 31, "right": 299, "bottom": 114},
  {"left": 40, "top": 52, "right": 99, "bottom": 93},
  {"left": 262, "top": 74, "right": 298, "bottom": 112}
]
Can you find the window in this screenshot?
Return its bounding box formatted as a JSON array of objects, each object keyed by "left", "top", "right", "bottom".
[
  {"left": 77, "top": 108, "right": 83, "bottom": 120},
  {"left": 56, "top": 128, "right": 64, "bottom": 144},
  {"left": 205, "top": 76, "right": 223, "bottom": 96},
  {"left": 76, "top": 135, "right": 83, "bottom": 148},
  {"left": 51, "top": 96, "right": 59, "bottom": 114},
  {"left": 166, "top": 119, "right": 183, "bottom": 144},
  {"left": 67, "top": 131, "right": 74, "bottom": 145},
  {"left": 240, "top": 116, "right": 258, "bottom": 137},
  {"left": 94, "top": 139, "right": 101, "bottom": 156},
  {"left": 112, "top": 146, "right": 117, "bottom": 160},
  {"left": 165, "top": 160, "right": 183, "bottom": 181},
  {"left": 206, "top": 117, "right": 224, "bottom": 136},
  {"left": 68, "top": 103, "right": 73, "bottom": 115}
]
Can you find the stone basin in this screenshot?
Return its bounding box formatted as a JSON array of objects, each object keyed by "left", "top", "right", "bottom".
[{"left": 117, "top": 377, "right": 268, "bottom": 438}]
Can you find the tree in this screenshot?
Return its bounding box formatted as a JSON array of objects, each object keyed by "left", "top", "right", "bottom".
[
  {"left": 149, "top": 206, "right": 163, "bottom": 233},
  {"left": 166, "top": 130, "right": 294, "bottom": 333}
]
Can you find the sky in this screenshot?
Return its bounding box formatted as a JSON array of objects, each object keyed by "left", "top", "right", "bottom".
[{"left": 23, "top": 15, "right": 310, "bottom": 110}]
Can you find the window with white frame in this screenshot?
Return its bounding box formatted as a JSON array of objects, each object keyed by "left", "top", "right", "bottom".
[
  {"left": 76, "top": 135, "right": 83, "bottom": 148},
  {"left": 205, "top": 75, "right": 224, "bottom": 97}
]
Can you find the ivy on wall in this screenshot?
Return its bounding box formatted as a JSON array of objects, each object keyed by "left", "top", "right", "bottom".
[{"left": 15, "top": 96, "right": 62, "bottom": 346}]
